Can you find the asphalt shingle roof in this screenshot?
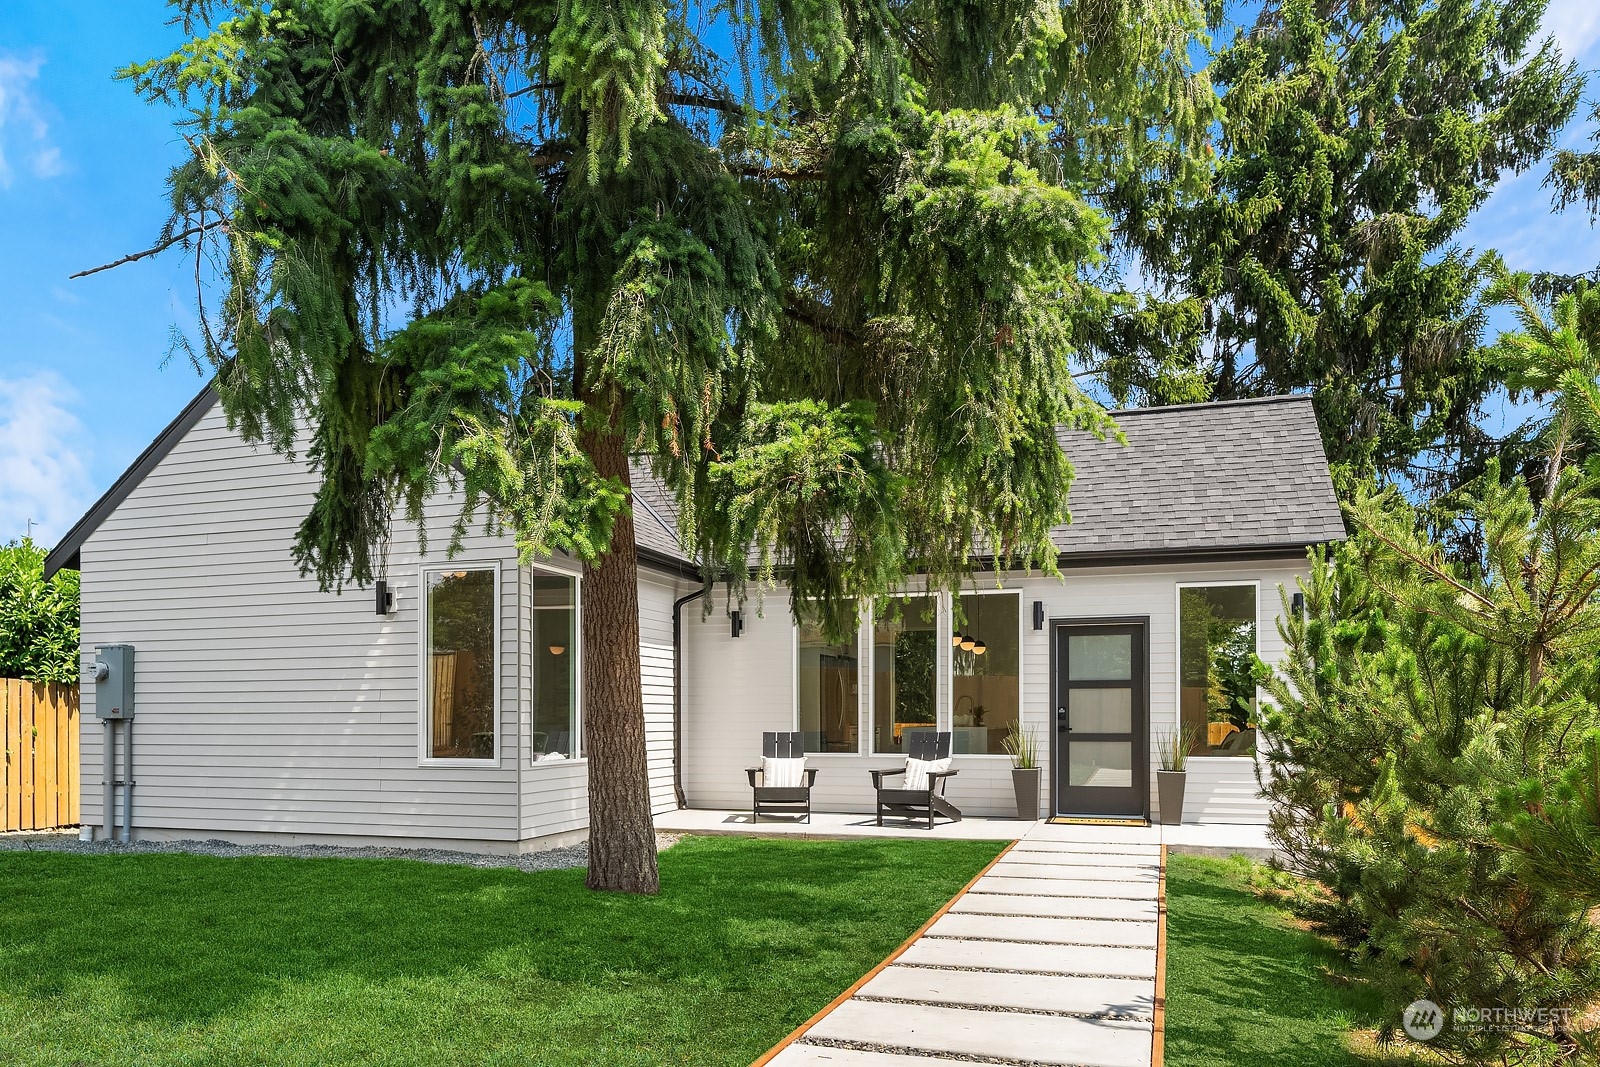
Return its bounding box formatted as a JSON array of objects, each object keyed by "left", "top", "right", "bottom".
[{"left": 1049, "top": 394, "right": 1345, "bottom": 557}]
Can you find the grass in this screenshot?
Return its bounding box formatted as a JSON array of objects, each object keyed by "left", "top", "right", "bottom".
[
  {"left": 1165, "top": 853, "right": 1414, "bottom": 1067},
  {"left": 0, "top": 835, "right": 1002, "bottom": 1067}
]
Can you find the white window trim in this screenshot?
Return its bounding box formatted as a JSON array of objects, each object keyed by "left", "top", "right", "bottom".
[
  {"left": 418, "top": 560, "right": 503, "bottom": 768},
  {"left": 950, "top": 586, "right": 1025, "bottom": 758},
  {"left": 528, "top": 562, "right": 585, "bottom": 768},
  {"left": 1174, "top": 579, "right": 1261, "bottom": 763}
]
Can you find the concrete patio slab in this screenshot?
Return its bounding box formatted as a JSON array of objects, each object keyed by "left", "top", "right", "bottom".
[
  {"left": 860, "top": 964, "right": 1155, "bottom": 1019},
  {"left": 954, "top": 892, "right": 1159, "bottom": 921},
  {"left": 806, "top": 1000, "right": 1152, "bottom": 1067},
  {"left": 902, "top": 937, "right": 1157, "bottom": 978},
  {"left": 930, "top": 912, "right": 1159, "bottom": 947}
]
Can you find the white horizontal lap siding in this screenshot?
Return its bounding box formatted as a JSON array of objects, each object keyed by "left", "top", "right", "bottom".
[
  {"left": 638, "top": 572, "right": 683, "bottom": 816},
  {"left": 679, "top": 559, "right": 1310, "bottom": 824},
  {"left": 79, "top": 406, "right": 524, "bottom": 845}
]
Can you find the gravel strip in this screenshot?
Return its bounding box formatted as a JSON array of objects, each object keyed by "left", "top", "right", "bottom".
[{"left": 0, "top": 828, "right": 682, "bottom": 873}]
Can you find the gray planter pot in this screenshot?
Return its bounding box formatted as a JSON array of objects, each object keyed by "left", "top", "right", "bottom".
[
  {"left": 1156, "top": 770, "right": 1187, "bottom": 825},
  {"left": 1011, "top": 767, "right": 1041, "bottom": 820}
]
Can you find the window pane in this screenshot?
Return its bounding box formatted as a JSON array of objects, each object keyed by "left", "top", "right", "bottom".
[
  {"left": 1179, "top": 586, "right": 1258, "bottom": 757},
  {"left": 1069, "top": 689, "right": 1132, "bottom": 734},
  {"left": 532, "top": 572, "right": 577, "bottom": 760},
  {"left": 952, "top": 593, "right": 1020, "bottom": 754},
  {"left": 1068, "top": 634, "right": 1132, "bottom": 680},
  {"left": 1069, "top": 740, "right": 1133, "bottom": 787},
  {"left": 873, "top": 596, "right": 938, "bottom": 753},
  {"left": 427, "top": 568, "right": 496, "bottom": 760},
  {"left": 797, "top": 609, "right": 859, "bottom": 753}
]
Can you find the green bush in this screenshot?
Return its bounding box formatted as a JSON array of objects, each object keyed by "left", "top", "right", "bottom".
[{"left": 0, "top": 539, "right": 80, "bottom": 684}]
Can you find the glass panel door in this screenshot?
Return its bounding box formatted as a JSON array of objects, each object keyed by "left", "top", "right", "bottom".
[{"left": 1054, "top": 622, "right": 1147, "bottom": 817}]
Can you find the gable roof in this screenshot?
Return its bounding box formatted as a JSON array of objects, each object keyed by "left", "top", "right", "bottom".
[
  {"left": 47, "top": 387, "right": 1342, "bottom": 579},
  {"left": 1050, "top": 394, "right": 1345, "bottom": 562}
]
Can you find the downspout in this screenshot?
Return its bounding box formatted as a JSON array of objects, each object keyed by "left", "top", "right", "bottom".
[{"left": 671, "top": 587, "right": 706, "bottom": 809}]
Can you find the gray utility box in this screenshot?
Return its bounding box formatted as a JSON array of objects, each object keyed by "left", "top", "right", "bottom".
[{"left": 92, "top": 645, "right": 135, "bottom": 720}]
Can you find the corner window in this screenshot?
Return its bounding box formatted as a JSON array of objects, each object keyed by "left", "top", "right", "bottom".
[
  {"left": 531, "top": 570, "right": 579, "bottom": 760},
  {"left": 424, "top": 566, "right": 498, "bottom": 761},
  {"left": 951, "top": 592, "right": 1020, "bottom": 754},
  {"left": 1179, "top": 584, "right": 1258, "bottom": 757},
  {"left": 796, "top": 606, "right": 859, "bottom": 753},
  {"left": 872, "top": 595, "right": 938, "bottom": 753}
]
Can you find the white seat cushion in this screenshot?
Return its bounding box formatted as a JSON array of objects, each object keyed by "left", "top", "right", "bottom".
[
  {"left": 761, "top": 756, "right": 807, "bottom": 788},
  {"left": 903, "top": 756, "right": 951, "bottom": 791}
]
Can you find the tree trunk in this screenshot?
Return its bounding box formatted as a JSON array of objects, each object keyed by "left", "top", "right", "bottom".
[{"left": 580, "top": 414, "right": 660, "bottom": 895}]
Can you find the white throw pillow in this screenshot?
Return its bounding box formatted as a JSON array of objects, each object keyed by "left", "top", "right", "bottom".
[
  {"left": 904, "top": 756, "right": 952, "bottom": 791},
  {"left": 761, "top": 755, "right": 807, "bottom": 788}
]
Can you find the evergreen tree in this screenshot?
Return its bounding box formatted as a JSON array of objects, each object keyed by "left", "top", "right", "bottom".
[
  {"left": 1141, "top": 0, "right": 1581, "bottom": 489},
  {"left": 114, "top": 0, "right": 1212, "bottom": 892}
]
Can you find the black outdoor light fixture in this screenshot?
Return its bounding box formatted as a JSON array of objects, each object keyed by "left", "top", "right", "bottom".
[
  {"left": 1292, "top": 591, "right": 1306, "bottom": 617},
  {"left": 1032, "top": 600, "right": 1045, "bottom": 630},
  {"left": 375, "top": 579, "right": 394, "bottom": 615},
  {"left": 730, "top": 610, "right": 744, "bottom": 638}
]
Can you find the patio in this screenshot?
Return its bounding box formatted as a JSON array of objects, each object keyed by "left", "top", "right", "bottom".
[{"left": 653, "top": 808, "right": 1278, "bottom": 859}]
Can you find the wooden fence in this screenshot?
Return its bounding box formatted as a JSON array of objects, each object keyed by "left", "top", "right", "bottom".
[{"left": 1, "top": 680, "right": 79, "bottom": 831}]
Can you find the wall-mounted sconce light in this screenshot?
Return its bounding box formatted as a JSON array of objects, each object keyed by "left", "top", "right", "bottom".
[
  {"left": 375, "top": 580, "right": 394, "bottom": 615},
  {"left": 1291, "top": 591, "right": 1306, "bottom": 617},
  {"left": 1032, "top": 600, "right": 1045, "bottom": 630},
  {"left": 730, "top": 610, "right": 744, "bottom": 638}
]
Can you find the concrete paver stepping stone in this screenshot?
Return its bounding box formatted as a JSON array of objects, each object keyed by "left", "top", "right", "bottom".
[
  {"left": 1012, "top": 841, "right": 1161, "bottom": 857},
  {"left": 902, "top": 936, "right": 1157, "bottom": 979},
  {"left": 975, "top": 875, "right": 1157, "bottom": 898},
  {"left": 767, "top": 1045, "right": 973, "bottom": 1066},
  {"left": 806, "top": 999, "right": 1152, "bottom": 1067},
  {"left": 860, "top": 964, "right": 1155, "bottom": 1019},
  {"left": 931, "top": 912, "right": 1158, "bottom": 948},
  {"left": 994, "top": 861, "right": 1160, "bottom": 881},
  {"left": 955, "top": 893, "right": 1158, "bottom": 921}
]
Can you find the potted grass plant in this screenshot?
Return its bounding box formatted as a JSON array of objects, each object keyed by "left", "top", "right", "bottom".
[
  {"left": 1156, "top": 724, "right": 1202, "bottom": 825},
  {"left": 1002, "top": 721, "right": 1041, "bottom": 820}
]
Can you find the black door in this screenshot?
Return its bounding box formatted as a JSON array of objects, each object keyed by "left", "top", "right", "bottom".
[{"left": 1053, "top": 622, "right": 1148, "bottom": 817}]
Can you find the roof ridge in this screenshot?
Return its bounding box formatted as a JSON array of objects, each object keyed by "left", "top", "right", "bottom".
[{"left": 1108, "top": 393, "right": 1313, "bottom": 417}]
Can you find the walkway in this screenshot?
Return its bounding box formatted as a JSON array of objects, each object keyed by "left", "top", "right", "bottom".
[{"left": 758, "top": 824, "right": 1164, "bottom": 1067}]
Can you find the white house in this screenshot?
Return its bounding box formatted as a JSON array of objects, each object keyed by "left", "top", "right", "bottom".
[{"left": 46, "top": 388, "right": 1342, "bottom": 852}]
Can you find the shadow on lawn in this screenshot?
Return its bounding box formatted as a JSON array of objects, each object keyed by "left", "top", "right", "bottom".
[
  {"left": 1165, "top": 856, "right": 1405, "bottom": 1067},
  {"left": 0, "top": 835, "right": 1000, "bottom": 1027}
]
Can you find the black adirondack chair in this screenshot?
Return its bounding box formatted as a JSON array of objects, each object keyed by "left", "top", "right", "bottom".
[
  {"left": 870, "top": 731, "right": 961, "bottom": 829},
  {"left": 746, "top": 731, "right": 819, "bottom": 822}
]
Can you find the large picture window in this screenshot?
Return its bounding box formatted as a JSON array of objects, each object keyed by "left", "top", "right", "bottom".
[
  {"left": 531, "top": 571, "right": 578, "bottom": 760},
  {"left": 797, "top": 606, "right": 859, "bottom": 753},
  {"left": 1179, "top": 584, "right": 1258, "bottom": 757},
  {"left": 424, "top": 566, "right": 498, "bottom": 761},
  {"left": 951, "top": 592, "right": 1020, "bottom": 754},
  {"left": 873, "top": 595, "right": 939, "bottom": 753}
]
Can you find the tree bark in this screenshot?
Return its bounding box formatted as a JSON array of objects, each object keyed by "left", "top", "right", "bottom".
[{"left": 580, "top": 412, "right": 661, "bottom": 894}]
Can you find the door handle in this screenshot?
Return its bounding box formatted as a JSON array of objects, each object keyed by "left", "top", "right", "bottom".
[{"left": 1056, "top": 706, "right": 1068, "bottom": 731}]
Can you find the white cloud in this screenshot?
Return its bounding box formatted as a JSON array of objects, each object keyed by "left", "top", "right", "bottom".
[
  {"left": 0, "top": 372, "right": 92, "bottom": 545},
  {"left": 0, "top": 53, "right": 64, "bottom": 188},
  {"left": 1544, "top": 0, "right": 1600, "bottom": 61}
]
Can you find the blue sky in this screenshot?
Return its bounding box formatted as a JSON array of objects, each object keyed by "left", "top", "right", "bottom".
[{"left": 1, "top": 2, "right": 1598, "bottom": 546}]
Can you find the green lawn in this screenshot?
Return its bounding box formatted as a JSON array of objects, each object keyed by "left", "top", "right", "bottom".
[
  {"left": 1165, "top": 853, "right": 1412, "bottom": 1067},
  {"left": 0, "top": 836, "right": 1002, "bottom": 1067}
]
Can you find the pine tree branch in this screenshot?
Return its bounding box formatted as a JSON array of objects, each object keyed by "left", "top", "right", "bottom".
[{"left": 70, "top": 222, "right": 223, "bottom": 279}]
